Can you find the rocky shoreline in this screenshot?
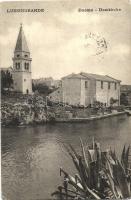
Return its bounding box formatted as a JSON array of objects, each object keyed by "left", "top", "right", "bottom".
[
  {"left": 1, "top": 95, "right": 55, "bottom": 126},
  {"left": 1, "top": 95, "right": 127, "bottom": 127}
]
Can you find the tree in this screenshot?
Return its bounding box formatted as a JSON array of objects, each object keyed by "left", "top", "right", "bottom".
[
  {"left": 32, "top": 83, "right": 52, "bottom": 95},
  {"left": 6, "top": 70, "right": 13, "bottom": 89},
  {"left": 32, "top": 82, "right": 36, "bottom": 92},
  {"left": 1, "top": 70, "right": 6, "bottom": 91},
  {"left": 120, "top": 93, "right": 128, "bottom": 106},
  {"left": 110, "top": 97, "right": 118, "bottom": 106},
  {"left": 1, "top": 70, "right": 13, "bottom": 93}
]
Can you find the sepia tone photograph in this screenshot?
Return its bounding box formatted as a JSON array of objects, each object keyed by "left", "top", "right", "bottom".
[{"left": 0, "top": 0, "right": 131, "bottom": 199}]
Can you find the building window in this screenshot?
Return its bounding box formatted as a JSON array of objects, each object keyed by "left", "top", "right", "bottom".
[
  {"left": 25, "top": 63, "right": 29, "bottom": 70},
  {"left": 17, "top": 54, "right": 20, "bottom": 57},
  {"left": 18, "top": 63, "right": 20, "bottom": 68},
  {"left": 24, "top": 55, "right": 28, "bottom": 57},
  {"left": 85, "top": 81, "right": 88, "bottom": 88},
  {"left": 15, "top": 63, "right": 20, "bottom": 69},
  {"left": 26, "top": 89, "right": 29, "bottom": 94},
  {"left": 115, "top": 83, "right": 117, "bottom": 90},
  {"left": 108, "top": 82, "right": 110, "bottom": 90},
  {"left": 24, "top": 63, "right": 26, "bottom": 69},
  {"left": 27, "top": 63, "right": 29, "bottom": 70},
  {"left": 101, "top": 81, "right": 103, "bottom": 89},
  {"left": 24, "top": 79, "right": 26, "bottom": 82}
]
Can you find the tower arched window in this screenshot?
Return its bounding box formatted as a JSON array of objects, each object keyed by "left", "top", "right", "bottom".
[
  {"left": 15, "top": 62, "right": 20, "bottom": 70},
  {"left": 24, "top": 63, "right": 26, "bottom": 69},
  {"left": 27, "top": 63, "right": 29, "bottom": 70},
  {"left": 18, "top": 63, "right": 20, "bottom": 69},
  {"left": 25, "top": 63, "right": 29, "bottom": 70}
]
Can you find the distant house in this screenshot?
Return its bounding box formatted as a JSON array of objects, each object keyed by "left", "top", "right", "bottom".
[
  {"left": 49, "top": 72, "right": 121, "bottom": 106},
  {"left": 49, "top": 87, "right": 63, "bottom": 103},
  {"left": 120, "top": 85, "right": 131, "bottom": 106}
]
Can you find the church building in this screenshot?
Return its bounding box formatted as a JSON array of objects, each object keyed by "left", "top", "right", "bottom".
[
  {"left": 12, "top": 24, "right": 32, "bottom": 94},
  {"left": 49, "top": 72, "right": 121, "bottom": 106}
]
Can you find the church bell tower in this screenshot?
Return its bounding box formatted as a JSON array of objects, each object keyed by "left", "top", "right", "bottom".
[{"left": 12, "top": 24, "right": 32, "bottom": 94}]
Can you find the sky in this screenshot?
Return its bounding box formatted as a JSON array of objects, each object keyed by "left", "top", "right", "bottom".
[{"left": 0, "top": 0, "right": 131, "bottom": 84}]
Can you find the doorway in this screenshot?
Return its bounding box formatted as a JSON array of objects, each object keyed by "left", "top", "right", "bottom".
[{"left": 26, "top": 89, "right": 29, "bottom": 94}]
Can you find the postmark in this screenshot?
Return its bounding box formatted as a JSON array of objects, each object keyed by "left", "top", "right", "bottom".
[{"left": 84, "top": 32, "right": 108, "bottom": 57}]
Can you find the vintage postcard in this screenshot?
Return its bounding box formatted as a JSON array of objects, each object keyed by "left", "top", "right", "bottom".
[{"left": 1, "top": 0, "right": 131, "bottom": 199}]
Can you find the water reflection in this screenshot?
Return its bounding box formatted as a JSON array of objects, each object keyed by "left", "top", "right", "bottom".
[{"left": 2, "top": 115, "right": 131, "bottom": 200}]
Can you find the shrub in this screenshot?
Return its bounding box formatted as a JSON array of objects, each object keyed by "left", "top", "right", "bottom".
[{"left": 52, "top": 139, "right": 131, "bottom": 199}]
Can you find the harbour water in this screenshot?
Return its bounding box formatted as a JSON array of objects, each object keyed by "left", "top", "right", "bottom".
[{"left": 2, "top": 115, "right": 131, "bottom": 200}]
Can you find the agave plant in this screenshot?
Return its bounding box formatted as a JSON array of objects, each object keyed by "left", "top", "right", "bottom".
[{"left": 52, "top": 139, "right": 131, "bottom": 199}]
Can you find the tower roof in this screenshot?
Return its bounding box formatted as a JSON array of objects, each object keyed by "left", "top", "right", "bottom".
[{"left": 14, "top": 24, "right": 30, "bottom": 53}]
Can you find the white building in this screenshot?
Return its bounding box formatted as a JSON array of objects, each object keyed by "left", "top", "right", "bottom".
[{"left": 49, "top": 72, "right": 121, "bottom": 106}]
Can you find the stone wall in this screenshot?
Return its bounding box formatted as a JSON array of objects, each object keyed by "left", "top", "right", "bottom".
[
  {"left": 85, "top": 79, "right": 96, "bottom": 106},
  {"left": 96, "top": 81, "right": 120, "bottom": 106},
  {"left": 22, "top": 72, "right": 32, "bottom": 94},
  {"left": 62, "top": 78, "right": 81, "bottom": 105},
  {"left": 49, "top": 87, "right": 63, "bottom": 102},
  {"left": 12, "top": 71, "right": 32, "bottom": 94},
  {"left": 12, "top": 72, "right": 23, "bottom": 92},
  {"left": 49, "top": 77, "right": 120, "bottom": 107}
]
